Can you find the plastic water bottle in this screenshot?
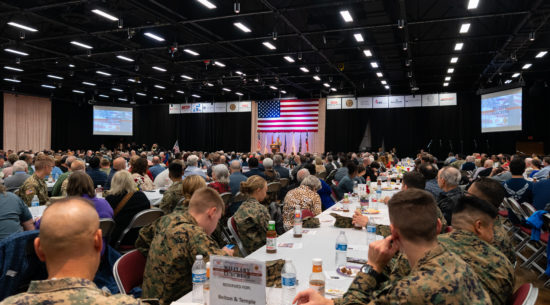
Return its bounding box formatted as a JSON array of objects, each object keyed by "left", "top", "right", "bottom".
[
  {"left": 366, "top": 219, "right": 377, "bottom": 245},
  {"left": 281, "top": 259, "right": 297, "bottom": 305},
  {"left": 31, "top": 195, "right": 39, "bottom": 207},
  {"left": 335, "top": 231, "right": 348, "bottom": 267},
  {"left": 95, "top": 185, "right": 103, "bottom": 198},
  {"left": 192, "top": 255, "right": 207, "bottom": 303},
  {"left": 293, "top": 207, "right": 302, "bottom": 238}
]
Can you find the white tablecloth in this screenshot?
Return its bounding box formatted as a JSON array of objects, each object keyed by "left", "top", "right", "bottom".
[
  {"left": 144, "top": 189, "right": 163, "bottom": 206},
  {"left": 174, "top": 189, "right": 399, "bottom": 304}
]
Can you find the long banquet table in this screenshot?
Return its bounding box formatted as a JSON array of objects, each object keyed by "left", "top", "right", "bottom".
[{"left": 174, "top": 183, "right": 401, "bottom": 304}]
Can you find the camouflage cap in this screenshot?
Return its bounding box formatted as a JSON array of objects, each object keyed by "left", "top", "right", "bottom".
[
  {"left": 266, "top": 259, "right": 286, "bottom": 288},
  {"left": 330, "top": 213, "right": 353, "bottom": 228},
  {"left": 303, "top": 217, "right": 320, "bottom": 228}
]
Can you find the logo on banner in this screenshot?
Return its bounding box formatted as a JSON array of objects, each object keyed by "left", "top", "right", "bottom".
[
  {"left": 229, "top": 104, "right": 237, "bottom": 111},
  {"left": 374, "top": 99, "right": 383, "bottom": 104},
  {"left": 192, "top": 104, "right": 202, "bottom": 112},
  {"left": 345, "top": 99, "right": 354, "bottom": 107}
]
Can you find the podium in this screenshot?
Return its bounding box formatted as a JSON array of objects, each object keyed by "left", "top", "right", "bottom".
[{"left": 270, "top": 144, "right": 280, "bottom": 153}]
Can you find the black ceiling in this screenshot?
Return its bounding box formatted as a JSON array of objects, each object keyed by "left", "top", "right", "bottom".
[{"left": 0, "top": 0, "right": 549, "bottom": 105}]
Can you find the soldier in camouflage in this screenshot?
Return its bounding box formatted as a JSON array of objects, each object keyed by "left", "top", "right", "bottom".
[
  {"left": 18, "top": 155, "right": 53, "bottom": 206},
  {"left": 294, "top": 189, "right": 492, "bottom": 305},
  {"left": 0, "top": 197, "right": 142, "bottom": 305},
  {"left": 141, "top": 188, "right": 234, "bottom": 305},
  {"left": 158, "top": 161, "right": 185, "bottom": 214},
  {"left": 232, "top": 175, "right": 271, "bottom": 254}
]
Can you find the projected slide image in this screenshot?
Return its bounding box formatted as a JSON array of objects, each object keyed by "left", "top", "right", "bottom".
[
  {"left": 93, "top": 106, "right": 133, "bottom": 136},
  {"left": 481, "top": 88, "right": 522, "bottom": 133}
]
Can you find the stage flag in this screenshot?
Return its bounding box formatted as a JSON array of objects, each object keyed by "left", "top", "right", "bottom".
[
  {"left": 257, "top": 133, "right": 261, "bottom": 151},
  {"left": 172, "top": 140, "right": 180, "bottom": 153},
  {"left": 284, "top": 135, "right": 287, "bottom": 153},
  {"left": 299, "top": 134, "right": 302, "bottom": 153},
  {"left": 305, "top": 132, "right": 309, "bottom": 152},
  {"left": 258, "top": 99, "right": 319, "bottom": 132}
]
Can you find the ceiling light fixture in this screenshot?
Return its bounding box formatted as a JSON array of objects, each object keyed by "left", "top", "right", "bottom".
[
  {"left": 96, "top": 71, "right": 111, "bottom": 76},
  {"left": 116, "top": 55, "right": 134, "bottom": 62},
  {"left": 281, "top": 90, "right": 287, "bottom": 94},
  {"left": 300, "top": 67, "right": 309, "bottom": 73},
  {"left": 376, "top": 72, "right": 383, "bottom": 77},
  {"left": 184, "top": 49, "right": 199, "bottom": 56},
  {"left": 459, "top": 23, "right": 471, "bottom": 33},
  {"left": 91, "top": 9, "right": 119, "bottom": 21},
  {"left": 403, "top": 42, "right": 408, "bottom": 50},
  {"left": 450, "top": 57, "right": 459, "bottom": 63},
  {"left": 370, "top": 62, "right": 379, "bottom": 68},
  {"left": 7, "top": 22, "right": 38, "bottom": 32},
  {"left": 69, "top": 64, "right": 75, "bottom": 68},
  {"left": 206, "top": 82, "right": 214, "bottom": 87},
  {"left": 176, "top": 90, "right": 184, "bottom": 94},
  {"left": 323, "top": 83, "right": 330, "bottom": 87},
  {"left": 154, "top": 85, "right": 166, "bottom": 89},
  {"left": 197, "top": 0, "right": 217, "bottom": 9},
  {"left": 384, "top": 85, "right": 390, "bottom": 90},
  {"left": 111, "top": 88, "right": 123, "bottom": 92},
  {"left": 234, "top": 22, "right": 251, "bottom": 33},
  {"left": 181, "top": 74, "right": 193, "bottom": 80},
  {"left": 447, "top": 68, "right": 455, "bottom": 73},
  {"left": 454, "top": 42, "right": 464, "bottom": 51},
  {"left": 236, "top": 92, "right": 243, "bottom": 96},
  {"left": 4, "top": 78, "right": 20, "bottom": 83},
  {"left": 4, "top": 48, "right": 28, "bottom": 56},
  {"left": 82, "top": 81, "right": 96, "bottom": 86},
  {"left": 443, "top": 82, "right": 449, "bottom": 87},
  {"left": 511, "top": 73, "right": 520, "bottom": 78},
  {"left": 284, "top": 56, "right": 295, "bottom": 63},
  {"left": 269, "top": 85, "right": 277, "bottom": 90},
  {"left": 235, "top": 71, "right": 244, "bottom": 75},
  {"left": 222, "top": 88, "right": 231, "bottom": 92},
  {"left": 72, "top": 89, "right": 85, "bottom": 94},
  {"left": 118, "top": 98, "right": 127, "bottom": 101},
  {"left": 262, "top": 42, "right": 276, "bottom": 50},
  {"left": 467, "top": 0, "right": 479, "bottom": 9},
  {"left": 192, "top": 94, "right": 201, "bottom": 98},
  {"left": 363, "top": 49, "right": 373, "bottom": 57},
  {"left": 354, "top": 33, "right": 364, "bottom": 42},
  {"left": 313, "top": 75, "right": 321, "bottom": 81},
  {"left": 47, "top": 74, "right": 63, "bottom": 80},
  {"left": 381, "top": 80, "right": 387, "bottom": 85},
  {"left": 152, "top": 66, "right": 167, "bottom": 72},
  {"left": 445, "top": 76, "right": 451, "bottom": 81},
  {"left": 340, "top": 10, "right": 353, "bottom": 23},
  {"left": 535, "top": 51, "right": 547, "bottom": 58},
  {"left": 213, "top": 61, "right": 226, "bottom": 67},
  {"left": 504, "top": 79, "right": 512, "bottom": 84},
  {"left": 4, "top": 66, "right": 23, "bottom": 72},
  {"left": 330, "top": 88, "right": 337, "bottom": 92},
  {"left": 398, "top": 19, "right": 405, "bottom": 29},
  {"left": 99, "top": 94, "right": 109, "bottom": 98},
  {"left": 70, "top": 41, "right": 93, "bottom": 49},
  {"left": 41, "top": 84, "right": 56, "bottom": 88},
  {"left": 522, "top": 63, "right": 532, "bottom": 69},
  {"left": 529, "top": 32, "right": 535, "bottom": 41},
  {"left": 144, "top": 32, "right": 165, "bottom": 42}
]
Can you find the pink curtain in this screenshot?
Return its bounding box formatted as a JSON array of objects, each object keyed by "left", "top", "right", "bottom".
[
  {"left": 250, "top": 99, "right": 326, "bottom": 153},
  {"left": 3, "top": 93, "right": 51, "bottom": 151}
]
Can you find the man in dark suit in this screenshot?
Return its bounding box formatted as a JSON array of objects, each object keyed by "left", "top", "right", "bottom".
[
  {"left": 86, "top": 157, "right": 107, "bottom": 188},
  {"left": 273, "top": 155, "right": 290, "bottom": 179},
  {"left": 324, "top": 155, "right": 341, "bottom": 173},
  {"left": 243, "top": 157, "right": 266, "bottom": 179}
]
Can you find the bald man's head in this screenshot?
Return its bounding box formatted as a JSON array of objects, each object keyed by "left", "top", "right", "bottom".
[
  {"left": 70, "top": 160, "right": 85, "bottom": 171},
  {"left": 113, "top": 157, "right": 126, "bottom": 171},
  {"left": 35, "top": 197, "right": 103, "bottom": 278}
]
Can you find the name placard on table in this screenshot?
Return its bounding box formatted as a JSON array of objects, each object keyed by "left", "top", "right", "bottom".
[{"left": 210, "top": 255, "right": 266, "bottom": 305}]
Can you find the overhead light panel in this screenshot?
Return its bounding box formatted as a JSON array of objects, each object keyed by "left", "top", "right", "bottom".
[
  {"left": 384, "top": 85, "right": 390, "bottom": 90},
  {"left": 376, "top": 72, "right": 383, "bottom": 77},
  {"left": 236, "top": 92, "right": 243, "bottom": 96},
  {"left": 269, "top": 85, "right": 277, "bottom": 90},
  {"left": 72, "top": 89, "right": 85, "bottom": 94},
  {"left": 511, "top": 73, "right": 520, "bottom": 78},
  {"left": 154, "top": 85, "right": 166, "bottom": 89},
  {"left": 234, "top": 22, "right": 251, "bottom": 33},
  {"left": 176, "top": 90, "right": 185, "bottom": 94},
  {"left": 47, "top": 74, "right": 63, "bottom": 80},
  {"left": 96, "top": 71, "right": 111, "bottom": 76},
  {"left": 111, "top": 87, "right": 123, "bottom": 92},
  {"left": 504, "top": 79, "right": 512, "bottom": 84},
  {"left": 99, "top": 94, "right": 109, "bottom": 98},
  {"left": 284, "top": 56, "right": 295, "bottom": 63},
  {"left": 467, "top": 0, "right": 479, "bottom": 9},
  {"left": 445, "top": 76, "right": 451, "bottom": 81},
  {"left": 128, "top": 78, "right": 137, "bottom": 83},
  {"left": 370, "top": 62, "right": 379, "bottom": 68},
  {"left": 116, "top": 55, "right": 134, "bottom": 62},
  {"left": 206, "top": 82, "right": 214, "bottom": 87},
  {"left": 70, "top": 41, "right": 93, "bottom": 49},
  {"left": 41, "top": 84, "right": 55, "bottom": 88},
  {"left": 4, "top": 66, "right": 23, "bottom": 72},
  {"left": 447, "top": 68, "right": 455, "bottom": 73},
  {"left": 443, "top": 82, "right": 449, "bottom": 87},
  {"left": 263, "top": 42, "right": 276, "bottom": 50},
  {"left": 68, "top": 64, "right": 75, "bottom": 68},
  {"left": 152, "top": 66, "right": 167, "bottom": 72},
  {"left": 323, "top": 83, "right": 330, "bottom": 87},
  {"left": 91, "top": 9, "right": 118, "bottom": 21},
  {"left": 7, "top": 22, "right": 38, "bottom": 32},
  {"left": 181, "top": 74, "right": 193, "bottom": 80},
  {"left": 459, "top": 23, "right": 471, "bottom": 33},
  {"left": 535, "top": 51, "right": 547, "bottom": 58},
  {"left": 222, "top": 88, "right": 231, "bottom": 92},
  {"left": 300, "top": 67, "right": 309, "bottom": 73},
  {"left": 454, "top": 42, "right": 464, "bottom": 51},
  {"left": 192, "top": 94, "right": 201, "bottom": 98},
  {"left": 281, "top": 90, "right": 287, "bottom": 94},
  {"left": 313, "top": 75, "right": 321, "bottom": 81},
  {"left": 522, "top": 63, "right": 532, "bottom": 69},
  {"left": 4, "top": 78, "right": 21, "bottom": 83},
  {"left": 235, "top": 71, "right": 244, "bottom": 75},
  {"left": 450, "top": 57, "right": 459, "bottom": 63},
  {"left": 118, "top": 98, "right": 128, "bottom": 101},
  {"left": 183, "top": 49, "right": 199, "bottom": 56},
  {"left": 213, "top": 61, "right": 226, "bottom": 67},
  {"left": 197, "top": 0, "right": 217, "bottom": 9},
  {"left": 340, "top": 10, "right": 353, "bottom": 23},
  {"left": 354, "top": 33, "right": 364, "bottom": 42},
  {"left": 4, "top": 48, "right": 29, "bottom": 56},
  {"left": 330, "top": 88, "right": 337, "bottom": 92},
  {"left": 363, "top": 49, "right": 373, "bottom": 57},
  {"left": 144, "top": 32, "right": 165, "bottom": 42},
  {"left": 381, "top": 80, "right": 387, "bottom": 85},
  {"left": 136, "top": 92, "right": 147, "bottom": 96},
  {"left": 82, "top": 81, "right": 96, "bottom": 86}
]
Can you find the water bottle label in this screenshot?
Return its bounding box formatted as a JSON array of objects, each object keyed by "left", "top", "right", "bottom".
[
  {"left": 367, "top": 226, "right": 376, "bottom": 234},
  {"left": 192, "top": 272, "right": 206, "bottom": 283},
  {"left": 282, "top": 276, "right": 296, "bottom": 286},
  {"left": 294, "top": 224, "right": 302, "bottom": 235},
  {"left": 335, "top": 244, "right": 347, "bottom": 251}
]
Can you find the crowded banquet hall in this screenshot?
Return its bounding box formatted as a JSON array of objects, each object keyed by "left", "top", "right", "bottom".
[{"left": 1, "top": 0, "right": 550, "bottom": 304}]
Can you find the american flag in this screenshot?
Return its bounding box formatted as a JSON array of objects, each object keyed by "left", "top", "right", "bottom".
[{"left": 257, "top": 99, "right": 319, "bottom": 132}]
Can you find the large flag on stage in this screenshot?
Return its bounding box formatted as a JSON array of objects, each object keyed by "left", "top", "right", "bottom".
[
  {"left": 257, "top": 99, "right": 319, "bottom": 132},
  {"left": 172, "top": 140, "right": 180, "bottom": 153}
]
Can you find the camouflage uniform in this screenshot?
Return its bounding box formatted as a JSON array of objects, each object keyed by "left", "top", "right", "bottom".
[
  {"left": 334, "top": 244, "right": 491, "bottom": 305},
  {"left": 158, "top": 180, "right": 184, "bottom": 214},
  {"left": 492, "top": 218, "right": 516, "bottom": 264},
  {"left": 141, "top": 211, "right": 228, "bottom": 305},
  {"left": 18, "top": 173, "right": 49, "bottom": 206},
  {"left": 233, "top": 197, "right": 270, "bottom": 254},
  {"left": 51, "top": 171, "right": 70, "bottom": 196},
  {"left": 438, "top": 229, "right": 515, "bottom": 305},
  {"left": 0, "top": 277, "right": 141, "bottom": 305}
]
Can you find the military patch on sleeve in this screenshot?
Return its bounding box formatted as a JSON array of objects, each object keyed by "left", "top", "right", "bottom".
[{"left": 25, "top": 189, "right": 34, "bottom": 195}]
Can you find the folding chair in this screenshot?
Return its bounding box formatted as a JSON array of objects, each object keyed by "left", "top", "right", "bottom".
[
  {"left": 510, "top": 283, "right": 538, "bottom": 305},
  {"left": 227, "top": 216, "right": 248, "bottom": 257},
  {"left": 316, "top": 171, "right": 328, "bottom": 180},
  {"left": 99, "top": 218, "right": 116, "bottom": 243},
  {"left": 113, "top": 249, "right": 147, "bottom": 294},
  {"left": 521, "top": 214, "right": 550, "bottom": 281},
  {"left": 114, "top": 208, "right": 164, "bottom": 251},
  {"left": 279, "top": 178, "right": 289, "bottom": 188},
  {"left": 266, "top": 182, "right": 282, "bottom": 203}
]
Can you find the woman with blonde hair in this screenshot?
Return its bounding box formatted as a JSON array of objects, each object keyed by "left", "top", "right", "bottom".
[
  {"left": 233, "top": 175, "right": 271, "bottom": 254},
  {"left": 105, "top": 170, "right": 151, "bottom": 246},
  {"left": 176, "top": 175, "right": 207, "bottom": 213},
  {"left": 315, "top": 157, "right": 326, "bottom": 174}
]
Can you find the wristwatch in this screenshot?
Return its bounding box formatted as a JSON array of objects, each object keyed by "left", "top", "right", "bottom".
[{"left": 360, "top": 264, "right": 386, "bottom": 283}]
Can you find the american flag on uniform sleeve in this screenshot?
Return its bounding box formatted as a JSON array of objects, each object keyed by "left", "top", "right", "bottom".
[{"left": 257, "top": 99, "right": 319, "bottom": 132}]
